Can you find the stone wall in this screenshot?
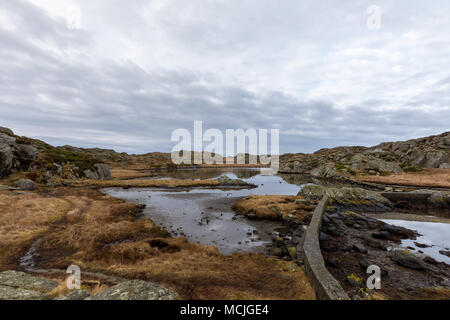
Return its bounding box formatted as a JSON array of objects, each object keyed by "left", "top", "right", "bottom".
[{"left": 301, "top": 195, "right": 350, "bottom": 300}]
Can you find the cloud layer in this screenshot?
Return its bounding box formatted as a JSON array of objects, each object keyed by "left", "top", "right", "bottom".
[{"left": 1, "top": 0, "right": 449, "bottom": 154}]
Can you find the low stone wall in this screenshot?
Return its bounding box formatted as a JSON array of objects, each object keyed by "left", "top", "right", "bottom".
[{"left": 301, "top": 195, "right": 350, "bottom": 300}]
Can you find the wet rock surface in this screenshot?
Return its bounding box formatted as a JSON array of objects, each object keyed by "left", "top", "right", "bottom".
[{"left": 319, "top": 207, "right": 450, "bottom": 299}]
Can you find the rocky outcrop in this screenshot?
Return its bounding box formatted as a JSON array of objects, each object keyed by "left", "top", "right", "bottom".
[
  {"left": 280, "top": 132, "right": 450, "bottom": 179},
  {"left": 0, "top": 271, "right": 178, "bottom": 301},
  {"left": 311, "top": 163, "right": 353, "bottom": 180},
  {"left": 0, "top": 126, "right": 113, "bottom": 182},
  {"left": 0, "top": 127, "right": 14, "bottom": 136},
  {"left": 83, "top": 163, "right": 111, "bottom": 180},
  {"left": 299, "top": 185, "right": 392, "bottom": 211},
  {"left": 389, "top": 250, "right": 427, "bottom": 270},
  {"left": 0, "top": 271, "right": 58, "bottom": 292},
  {"left": 0, "top": 271, "right": 57, "bottom": 300},
  {"left": 0, "top": 130, "right": 37, "bottom": 177},
  {"left": 87, "top": 280, "right": 178, "bottom": 300},
  {"left": 0, "top": 285, "right": 50, "bottom": 300},
  {"left": 218, "top": 175, "right": 256, "bottom": 187}
]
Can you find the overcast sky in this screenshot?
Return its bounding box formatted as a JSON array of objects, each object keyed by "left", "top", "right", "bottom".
[{"left": 1, "top": 0, "right": 449, "bottom": 154}]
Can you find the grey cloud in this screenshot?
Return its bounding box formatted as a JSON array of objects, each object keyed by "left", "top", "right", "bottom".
[{"left": 0, "top": 0, "right": 449, "bottom": 154}]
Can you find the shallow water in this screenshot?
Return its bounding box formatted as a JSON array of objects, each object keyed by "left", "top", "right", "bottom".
[
  {"left": 140, "top": 167, "right": 310, "bottom": 195},
  {"left": 381, "top": 219, "right": 450, "bottom": 263},
  {"left": 103, "top": 168, "right": 306, "bottom": 254}
]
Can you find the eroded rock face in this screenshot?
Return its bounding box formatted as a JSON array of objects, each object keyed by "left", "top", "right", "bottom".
[
  {"left": 0, "top": 132, "right": 37, "bottom": 177},
  {"left": 84, "top": 163, "right": 111, "bottom": 180},
  {"left": 87, "top": 280, "right": 178, "bottom": 300},
  {"left": 310, "top": 163, "right": 353, "bottom": 180},
  {"left": 299, "top": 185, "right": 392, "bottom": 211},
  {"left": 0, "top": 142, "right": 13, "bottom": 176},
  {"left": 280, "top": 132, "right": 450, "bottom": 177},
  {"left": 94, "top": 163, "right": 111, "bottom": 180}
]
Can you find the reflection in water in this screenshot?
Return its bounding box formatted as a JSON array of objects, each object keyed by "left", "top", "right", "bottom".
[
  {"left": 150, "top": 168, "right": 358, "bottom": 188},
  {"left": 382, "top": 219, "right": 450, "bottom": 264},
  {"left": 152, "top": 167, "right": 262, "bottom": 180}
]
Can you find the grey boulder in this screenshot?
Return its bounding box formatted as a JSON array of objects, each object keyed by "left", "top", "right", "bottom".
[{"left": 13, "top": 179, "right": 37, "bottom": 191}]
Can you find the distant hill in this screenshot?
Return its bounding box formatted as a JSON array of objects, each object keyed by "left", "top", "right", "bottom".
[{"left": 280, "top": 131, "right": 450, "bottom": 180}]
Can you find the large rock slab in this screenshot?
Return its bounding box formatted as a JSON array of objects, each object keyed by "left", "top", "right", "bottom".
[
  {"left": 0, "top": 271, "right": 58, "bottom": 292},
  {"left": 87, "top": 280, "right": 178, "bottom": 300},
  {"left": 310, "top": 163, "right": 353, "bottom": 180},
  {"left": 389, "top": 250, "right": 427, "bottom": 270},
  {"left": 0, "top": 285, "right": 50, "bottom": 300},
  {"left": 299, "top": 185, "right": 391, "bottom": 211},
  {"left": 84, "top": 163, "right": 111, "bottom": 180},
  {"left": 0, "top": 142, "right": 13, "bottom": 176},
  {"left": 56, "top": 289, "right": 91, "bottom": 300},
  {"left": 94, "top": 163, "right": 111, "bottom": 180}
]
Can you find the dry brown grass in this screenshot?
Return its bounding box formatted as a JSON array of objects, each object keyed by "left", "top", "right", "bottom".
[
  {"left": 111, "top": 169, "right": 152, "bottom": 180},
  {"left": 0, "top": 191, "right": 70, "bottom": 269},
  {"left": 232, "top": 195, "right": 314, "bottom": 222},
  {"left": 0, "top": 188, "right": 315, "bottom": 300},
  {"left": 67, "top": 178, "right": 221, "bottom": 188},
  {"left": 357, "top": 168, "right": 450, "bottom": 188}
]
